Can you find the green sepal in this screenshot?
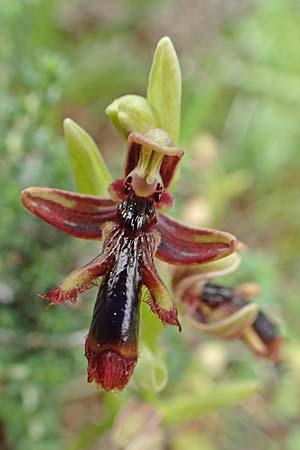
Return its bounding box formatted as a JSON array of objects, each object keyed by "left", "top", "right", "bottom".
[
  {"left": 147, "top": 36, "right": 182, "bottom": 145},
  {"left": 64, "top": 118, "right": 112, "bottom": 196}
]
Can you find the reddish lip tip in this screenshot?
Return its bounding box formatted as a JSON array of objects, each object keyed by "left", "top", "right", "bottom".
[{"left": 85, "top": 340, "right": 137, "bottom": 391}]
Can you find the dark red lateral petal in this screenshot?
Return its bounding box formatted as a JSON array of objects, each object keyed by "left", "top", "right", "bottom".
[
  {"left": 141, "top": 265, "right": 181, "bottom": 330},
  {"left": 140, "top": 236, "right": 181, "bottom": 330},
  {"left": 43, "top": 250, "right": 115, "bottom": 305},
  {"left": 156, "top": 212, "right": 239, "bottom": 265},
  {"left": 21, "top": 187, "right": 117, "bottom": 239}
]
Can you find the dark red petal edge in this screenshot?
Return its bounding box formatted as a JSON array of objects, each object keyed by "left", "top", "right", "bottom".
[
  {"left": 21, "top": 187, "right": 117, "bottom": 239},
  {"left": 140, "top": 234, "right": 181, "bottom": 331},
  {"left": 156, "top": 212, "right": 239, "bottom": 265}
]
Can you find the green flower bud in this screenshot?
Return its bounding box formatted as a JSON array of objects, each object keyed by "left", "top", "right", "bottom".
[{"left": 105, "top": 94, "right": 158, "bottom": 139}]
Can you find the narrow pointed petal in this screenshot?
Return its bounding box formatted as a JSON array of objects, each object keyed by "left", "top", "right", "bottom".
[
  {"left": 156, "top": 212, "right": 239, "bottom": 265},
  {"left": 43, "top": 250, "right": 115, "bottom": 305},
  {"left": 21, "top": 187, "right": 117, "bottom": 239},
  {"left": 140, "top": 242, "right": 181, "bottom": 330}
]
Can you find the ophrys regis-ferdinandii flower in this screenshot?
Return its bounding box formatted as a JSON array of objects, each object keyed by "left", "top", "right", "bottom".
[
  {"left": 172, "top": 263, "right": 282, "bottom": 363},
  {"left": 21, "top": 129, "right": 239, "bottom": 391}
]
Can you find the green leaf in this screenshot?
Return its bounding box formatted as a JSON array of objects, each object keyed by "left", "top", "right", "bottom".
[
  {"left": 105, "top": 94, "right": 158, "bottom": 139},
  {"left": 64, "top": 118, "right": 112, "bottom": 196},
  {"left": 147, "top": 36, "right": 182, "bottom": 144},
  {"left": 158, "top": 381, "right": 259, "bottom": 425}
]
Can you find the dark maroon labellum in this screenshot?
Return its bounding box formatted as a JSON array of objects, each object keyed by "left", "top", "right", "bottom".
[
  {"left": 85, "top": 195, "right": 157, "bottom": 390},
  {"left": 89, "top": 239, "right": 141, "bottom": 345}
]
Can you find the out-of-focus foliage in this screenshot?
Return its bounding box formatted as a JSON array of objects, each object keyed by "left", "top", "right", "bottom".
[
  {"left": 0, "top": 2, "right": 89, "bottom": 449},
  {"left": 1, "top": 0, "right": 300, "bottom": 449}
]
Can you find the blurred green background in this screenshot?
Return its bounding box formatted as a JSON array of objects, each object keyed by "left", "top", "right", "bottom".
[{"left": 0, "top": 0, "right": 300, "bottom": 449}]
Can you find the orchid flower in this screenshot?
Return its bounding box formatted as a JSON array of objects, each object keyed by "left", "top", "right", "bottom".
[
  {"left": 21, "top": 128, "right": 238, "bottom": 390},
  {"left": 21, "top": 37, "right": 240, "bottom": 391},
  {"left": 172, "top": 259, "right": 282, "bottom": 363}
]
